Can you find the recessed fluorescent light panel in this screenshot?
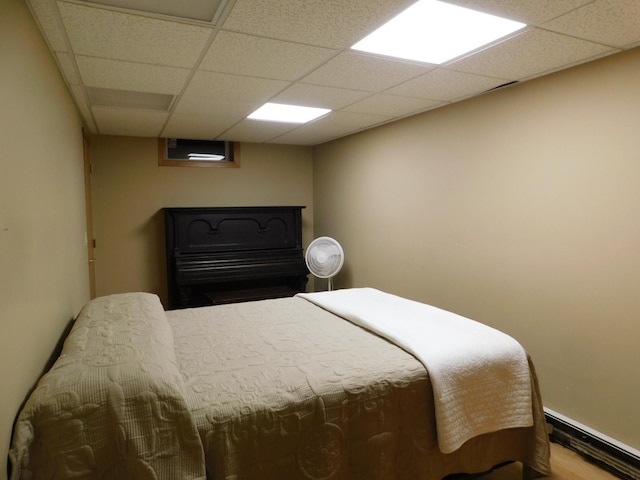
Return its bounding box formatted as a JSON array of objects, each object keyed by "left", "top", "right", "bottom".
[
  {"left": 351, "top": 0, "right": 526, "bottom": 65},
  {"left": 248, "top": 103, "right": 331, "bottom": 124}
]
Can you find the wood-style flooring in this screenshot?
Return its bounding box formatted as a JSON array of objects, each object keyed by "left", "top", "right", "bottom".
[{"left": 476, "top": 442, "right": 621, "bottom": 480}]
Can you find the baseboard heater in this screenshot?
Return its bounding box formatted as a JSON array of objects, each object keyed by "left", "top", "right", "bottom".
[{"left": 545, "top": 409, "right": 640, "bottom": 480}]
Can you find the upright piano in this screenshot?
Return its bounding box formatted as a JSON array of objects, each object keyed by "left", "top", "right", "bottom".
[{"left": 164, "top": 206, "right": 309, "bottom": 309}]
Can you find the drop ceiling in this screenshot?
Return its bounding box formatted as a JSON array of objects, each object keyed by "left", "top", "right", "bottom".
[{"left": 27, "top": 0, "right": 640, "bottom": 146}]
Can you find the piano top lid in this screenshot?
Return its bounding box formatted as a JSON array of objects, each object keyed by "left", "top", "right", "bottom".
[
  {"left": 165, "top": 206, "right": 305, "bottom": 254},
  {"left": 164, "top": 205, "right": 306, "bottom": 213}
]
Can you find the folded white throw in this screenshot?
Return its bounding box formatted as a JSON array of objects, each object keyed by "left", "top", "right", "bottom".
[{"left": 297, "top": 288, "right": 533, "bottom": 453}]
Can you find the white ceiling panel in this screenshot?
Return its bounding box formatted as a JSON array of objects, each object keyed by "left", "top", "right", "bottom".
[
  {"left": 388, "top": 69, "right": 510, "bottom": 102},
  {"left": 25, "top": 0, "right": 640, "bottom": 144},
  {"left": 302, "top": 52, "right": 434, "bottom": 92},
  {"left": 77, "top": 57, "right": 190, "bottom": 94},
  {"left": 449, "top": 29, "right": 616, "bottom": 81},
  {"left": 269, "top": 128, "right": 337, "bottom": 146},
  {"left": 273, "top": 84, "right": 371, "bottom": 110},
  {"left": 92, "top": 106, "right": 168, "bottom": 136},
  {"left": 274, "top": 111, "right": 393, "bottom": 145},
  {"left": 543, "top": 0, "right": 640, "bottom": 48},
  {"left": 79, "top": 0, "right": 226, "bottom": 23},
  {"left": 442, "top": 0, "right": 594, "bottom": 25},
  {"left": 343, "top": 94, "right": 443, "bottom": 117},
  {"left": 175, "top": 71, "right": 289, "bottom": 117},
  {"left": 171, "top": 100, "right": 252, "bottom": 128},
  {"left": 161, "top": 112, "right": 240, "bottom": 140},
  {"left": 88, "top": 87, "right": 173, "bottom": 110},
  {"left": 58, "top": 1, "right": 212, "bottom": 67},
  {"left": 200, "top": 31, "right": 338, "bottom": 81},
  {"left": 222, "top": 119, "right": 299, "bottom": 144},
  {"left": 222, "top": 0, "right": 416, "bottom": 49}
]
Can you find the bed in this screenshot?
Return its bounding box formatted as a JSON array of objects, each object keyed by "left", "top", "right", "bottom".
[{"left": 9, "top": 289, "right": 551, "bottom": 480}]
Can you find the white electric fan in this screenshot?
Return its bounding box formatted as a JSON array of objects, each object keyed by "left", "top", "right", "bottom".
[{"left": 305, "top": 236, "right": 344, "bottom": 291}]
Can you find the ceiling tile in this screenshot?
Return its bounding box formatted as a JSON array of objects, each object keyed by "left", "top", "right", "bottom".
[
  {"left": 161, "top": 112, "right": 239, "bottom": 139},
  {"left": 58, "top": 1, "right": 212, "bottom": 67},
  {"left": 268, "top": 128, "right": 334, "bottom": 146},
  {"left": 441, "top": 0, "right": 594, "bottom": 25},
  {"left": 273, "top": 110, "right": 392, "bottom": 145},
  {"left": 388, "top": 68, "right": 510, "bottom": 101},
  {"left": 272, "top": 83, "right": 371, "bottom": 110},
  {"left": 302, "top": 52, "right": 433, "bottom": 92},
  {"left": 92, "top": 106, "right": 168, "bottom": 136},
  {"left": 78, "top": 0, "right": 226, "bottom": 23},
  {"left": 76, "top": 56, "right": 190, "bottom": 94},
  {"left": 88, "top": 87, "right": 174, "bottom": 110},
  {"left": 449, "top": 29, "right": 615, "bottom": 80},
  {"left": 175, "top": 71, "right": 289, "bottom": 115},
  {"left": 221, "top": 119, "right": 298, "bottom": 143},
  {"left": 200, "top": 31, "right": 337, "bottom": 81},
  {"left": 171, "top": 101, "right": 251, "bottom": 126},
  {"left": 342, "top": 94, "right": 443, "bottom": 117},
  {"left": 543, "top": 0, "right": 640, "bottom": 48},
  {"left": 221, "top": 0, "right": 416, "bottom": 49}
]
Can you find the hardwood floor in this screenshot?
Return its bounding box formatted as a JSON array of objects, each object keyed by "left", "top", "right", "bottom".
[{"left": 475, "top": 442, "right": 621, "bottom": 480}]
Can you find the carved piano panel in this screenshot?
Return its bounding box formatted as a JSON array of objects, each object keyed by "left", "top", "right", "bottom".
[{"left": 165, "top": 206, "right": 308, "bottom": 309}]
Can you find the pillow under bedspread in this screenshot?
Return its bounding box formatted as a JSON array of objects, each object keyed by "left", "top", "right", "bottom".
[{"left": 9, "top": 293, "right": 206, "bottom": 480}]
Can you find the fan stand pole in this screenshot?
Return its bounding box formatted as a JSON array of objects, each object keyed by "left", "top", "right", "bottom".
[{"left": 328, "top": 277, "right": 334, "bottom": 291}]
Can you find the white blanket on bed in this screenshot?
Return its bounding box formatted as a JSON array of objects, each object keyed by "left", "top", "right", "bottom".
[{"left": 297, "top": 288, "right": 533, "bottom": 453}]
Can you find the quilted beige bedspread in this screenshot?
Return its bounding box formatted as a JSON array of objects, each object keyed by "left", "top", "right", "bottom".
[{"left": 167, "top": 296, "right": 551, "bottom": 480}]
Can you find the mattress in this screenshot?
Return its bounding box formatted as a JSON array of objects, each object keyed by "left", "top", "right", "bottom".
[{"left": 167, "top": 295, "right": 551, "bottom": 480}]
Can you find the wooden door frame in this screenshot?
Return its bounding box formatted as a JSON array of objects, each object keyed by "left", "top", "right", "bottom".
[{"left": 82, "top": 130, "right": 96, "bottom": 298}]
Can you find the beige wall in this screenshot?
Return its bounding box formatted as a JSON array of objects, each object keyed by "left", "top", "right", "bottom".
[
  {"left": 0, "top": 1, "right": 90, "bottom": 477},
  {"left": 3, "top": 0, "right": 638, "bottom": 468},
  {"left": 90, "top": 137, "right": 314, "bottom": 306},
  {"left": 314, "top": 48, "right": 640, "bottom": 450}
]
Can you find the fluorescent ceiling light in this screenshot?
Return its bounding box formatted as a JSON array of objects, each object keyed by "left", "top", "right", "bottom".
[
  {"left": 248, "top": 103, "right": 331, "bottom": 124},
  {"left": 351, "top": 0, "right": 526, "bottom": 65}
]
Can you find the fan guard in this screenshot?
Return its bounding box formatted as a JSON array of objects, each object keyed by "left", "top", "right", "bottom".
[{"left": 305, "top": 236, "right": 344, "bottom": 290}]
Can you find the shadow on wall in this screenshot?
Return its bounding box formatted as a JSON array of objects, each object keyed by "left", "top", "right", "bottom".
[
  {"left": 131, "top": 210, "right": 168, "bottom": 306},
  {"left": 310, "top": 265, "right": 353, "bottom": 292}
]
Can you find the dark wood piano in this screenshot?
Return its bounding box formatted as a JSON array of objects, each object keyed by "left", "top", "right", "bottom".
[{"left": 164, "top": 206, "right": 309, "bottom": 309}]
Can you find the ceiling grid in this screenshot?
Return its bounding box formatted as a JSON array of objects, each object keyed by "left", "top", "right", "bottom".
[{"left": 26, "top": 0, "right": 640, "bottom": 145}]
